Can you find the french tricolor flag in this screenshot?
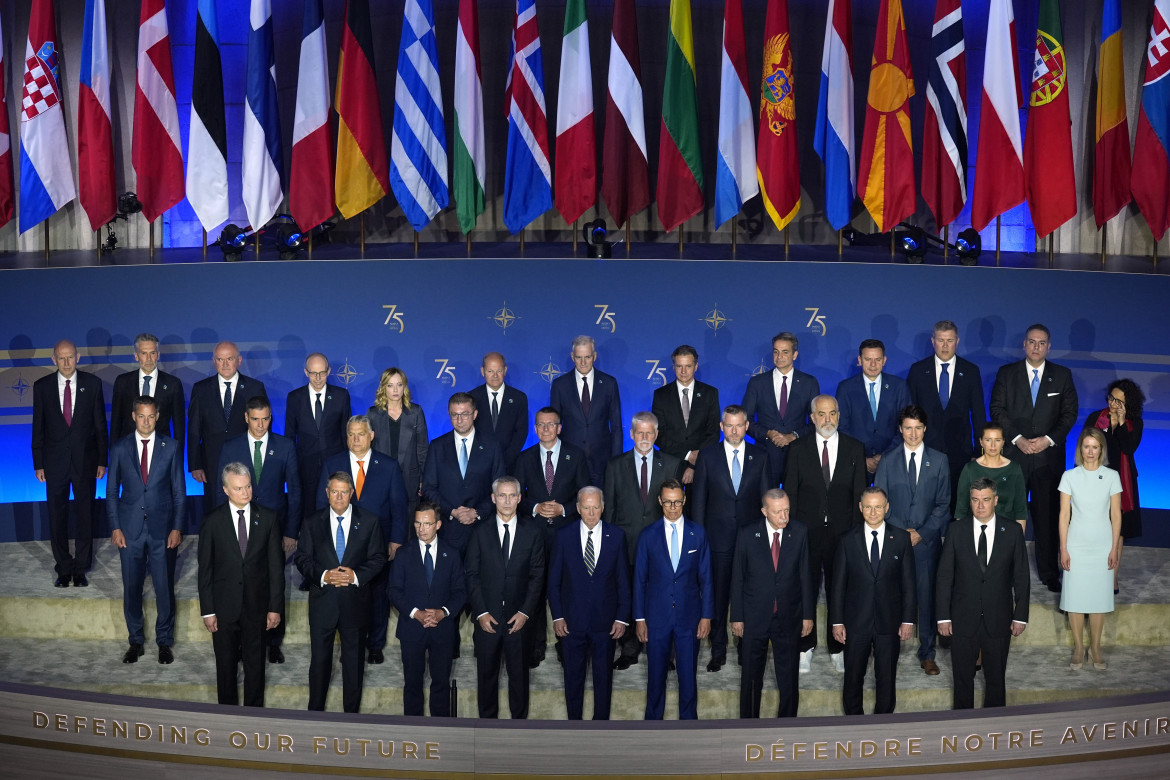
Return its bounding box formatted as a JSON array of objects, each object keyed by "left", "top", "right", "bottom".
[
  {"left": 78, "top": 0, "right": 115, "bottom": 231},
  {"left": 813, "top": 0, "right": 855, "bottom": 232},
  {"left": 289, "top": 0, "right": 334, "bottom": 232}
]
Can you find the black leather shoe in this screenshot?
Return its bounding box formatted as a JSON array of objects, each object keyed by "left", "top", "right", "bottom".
[
  {"left": 555, "top": 643, "right": 564, "bottom": 665},
  {"left": 707, "top": 655, "right": 726, "bottom": 673},
  {"left": 529, "top": 648, "right": 545, "bottom": 669},
  {"left": 268, "top": 646, "right": 285, "bottom": 664},
  {"left": 613, "top": 655, "right": 635, "bottom": 670},
  {"left": 668, "top": 659, "right": 676, "bottom": 672},
  {"left": 122, "top": 644, "right": 144, "bottom": 663},
  {"left": 368, "top": 649, "right": 384, "bottom": 664},
  {"left": 73, "top": 574, "right": 88, "bottom": 587},
  {"left": 158, "top": 645, "right": 174, "bottom": 664},
  {"left": 54, "top": 574, "right": 70, "bottom": 588},
  {"left": 298, "top": 580, "right": 310, "bottom": 592}
]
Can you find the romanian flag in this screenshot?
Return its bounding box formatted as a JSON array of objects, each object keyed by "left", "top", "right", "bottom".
[
  {"left": 335, "top": 0, "right": 389, "bottom": 220},
  {"left": 1094, "top": 0, "right": 1131, "bottom": 228},
  {"left": 858, "top": 0, "right": 915, "bottom": 233},
  {"left": 656, "top": 0, "right": 703, "bottom": 233},
  {"left": 1131, "top": 0, "right": 1170, "bottom": 240},
  {"left": 756, "top": 0, "right": 800, "bottom": 232},
  {"left": 1024, "top": 0, "right": 1077, "bottom": 238}
]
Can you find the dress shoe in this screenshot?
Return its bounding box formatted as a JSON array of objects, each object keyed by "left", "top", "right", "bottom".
[
  {"left": 555, "top": 643, "right": 564, "bottom": 665},
  {"left": 706, "top": 655, "right": 726, "bottom": 673},
  {"left": 54, "top": 574, "right": 70, "bottom": 588},
  {"left": 830, "top": 652, "right": 845, "bottom": 673},
  {"left": 122, "top": 644, "right": 145, "bottom": 664},
  {"left": 298, "top": 580, "right": 310, "bottom": 592},
  {"left": 1046, "top": 579, "right": 1062, "bottom": 593},
  {"left": 1070, "top": 647, "right": 1084, "bottom": 671},
  {"left": 368, "top": 649, "right": 384, "bottom": 664},
  {"left": 529, "top": 648, "right": 545, "bottom": 669},
  {"left": 268, "top": 646, "right": 285, "bottom": 664},
  {"left": 158, "top": 645, "right": 174, "bottom": 664},
  {"left": 668, "top": 659, "right": 676, "bottom": 672},
  {"left": 921, "top": 659, "right": 940, "bottom": 675},
  {"left": 613, "top": 655, "right": 635, "bottom": 671},
  {"left": 798, "top": 649, "right": 813, "bottom": 674},
  {"left": 1090, "top": 650, "right": 1106, "bottom": 671},
  {"left": 72, "top": 574, "right": 88, "bottom": 587}
]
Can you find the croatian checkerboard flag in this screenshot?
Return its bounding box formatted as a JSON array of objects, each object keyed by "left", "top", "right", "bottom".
[
  {"left": 243, "top": 0, "right": 283, "bottom": 232},
  {"left": 19, "top": 0, "right": 76, "bottom": 233}
]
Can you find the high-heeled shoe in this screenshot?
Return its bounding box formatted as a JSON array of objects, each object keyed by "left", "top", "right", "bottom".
[
  {"left": 1070, "top": 647, "right": 1084, "bottom": 671},
  {"left": 1090, "top": 649, "right": 1106, "bottom": 671}
]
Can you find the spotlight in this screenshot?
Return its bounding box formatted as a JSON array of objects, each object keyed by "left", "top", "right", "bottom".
[
  {"left": 581, "top": 218, "right": 612, "bottom": 259},
  {"left": 117, "top": 192, "right": 143, "bottom": 215},
  {"left": 218, "top": 224, "right": 248, "bottom": 261},
  {"left": 900, "top": 225, "right": 928, "bottom": 262},
  {"left": 275, "top": 223, "right": 304, "bottom": 260},
  {"left": 956, "top": 227, "right": 981, "bottom": 265}
]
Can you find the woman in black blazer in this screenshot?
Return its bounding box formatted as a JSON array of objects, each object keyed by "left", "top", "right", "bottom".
[{"left": 367, "top": 367, "right": 429, "bottom": 513}]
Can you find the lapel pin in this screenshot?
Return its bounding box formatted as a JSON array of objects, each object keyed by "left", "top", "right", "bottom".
[
  {"left": 755, "top": 532, "right": 761, "bottom": 538},
  {"left": 268, "top": 449, "right": 274, "bottom": 456},
  {"left": 441, "top": 552, "right": 447, "bottom": 558},
  {"left": 162, "top": 384, "right": 168, "bottom": 391}
]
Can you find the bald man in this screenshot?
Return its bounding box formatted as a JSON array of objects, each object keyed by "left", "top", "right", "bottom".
[{"left": 470, "top": 352, "right": 529, "bottom": 474}]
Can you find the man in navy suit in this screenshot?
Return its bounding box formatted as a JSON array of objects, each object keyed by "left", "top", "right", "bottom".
[
  {"left": 319, "top": 415, "right": 408, "bottom": 664},
  {"left": 388, "top": 501, "right": 466, "bottom": 717},
  {"left": 651, "top": 345, "right": 720, "bottom": 485},
  {"left": 548, "top": 487, "right": 629, "bottom": 719},
  {"left": 830, "top": 488, "right": 916, "bottom": 715},
  {"left": 730, "top": 489, "right": 813, "bottom": 718},
  {"left": 218, "top": 396, "right": 301, "bottom": 663},
  {"left": 187, "top": 341, "right": 268, "bottom": 509},
  {"left": 742, "top": 332, "right": 820, "bottom": 487},
  {"left": 470, "top": 352, "right": 529, "bottom": 474},
  {"left": 874, "top": 405, "right": 951, "bottom": 676},
  {"left": 633, "top": 480, "right": 714, "bottom": 720},
  {"left": 106, "top": 396, "right": 185, "bottom": 664},
  {"left": 111, "top": 333, "right": 185, "bottom": 445},
  {"left": 689, "top": 405, "right": 770, "bottom": 672},
  {"left": 32, "top": 339, "right": 108, "bottom": 586},
  {"left": 836, "top": 339, "right": 910, "bottom": 478},
  {"left": 550, "top": 335, "right": 624, "bottom": 487}
]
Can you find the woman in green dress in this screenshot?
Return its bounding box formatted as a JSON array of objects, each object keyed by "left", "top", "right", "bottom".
[{"left": 955, "top": 422, "right": 1027, "bottom": 533}]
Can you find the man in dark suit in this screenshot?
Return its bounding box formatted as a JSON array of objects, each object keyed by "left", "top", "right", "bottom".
[
  {"left": 111, "top": 333, "right": 185, "bottom": 444},
  {"left": 106, "top": 396, "right": 185, "bottom": 664},
  {"left": 836, "top": 339, "right": 910, "bottom": 478},
  {"left": 388, "top": 501, "right": 466, "bottom": 717},
  {"left": 937, "top": 477, "right": 1030, "bottom": 709},
  {"left": 906, "top": 321, "right": 986, "bottom": 512},
  {"left": 470, "top": 351, "right": 529, "bottom": 474},
  {"left": 465, "top": 476, "right": 546, "bottom": 719},
  {"left": 651, "top": 344, "right": 720, "bottom": 485},
  {"left": 874, "top": 405, "right": 951, "bottom": 675},
  {"left": 602, "top": 412, "right": 682, "bottom": 668},
  {"left": 742, "top": 332, "right": 820, "bottom": 487},
  {"left": 633, "top": 480, "right": 713, "bottom": 720},
  {"left": 548, "top": 486, "right": 629, "bottom": 719},
  {"left": 550, "top": 334, "right": 624, "bottom": 487},
  {"left": 187, "top": 341, "right": 268, "bottom": 509},
  {"left": 730, "top": 489, "right": 813, "bottom": 718},
  {"left": 989, "top": 323, "right": 1078, "bottom": 593},
  {"left": 783, "top": 395, "right": 866, "bottom": 674},
  {"left": 830, "top": 487, "right": 916, "bottom": 715},
  {"left": 689, "top": 405, "right": 770, "bottom": 672},
  {"left": 198, "top": 463, "right": 284, "bottom": 706},
  {"left": 514, "top": 407, "right": 591, "bottom": 667},
  {"left": 217, "top": 396, "right": 301, "bottom": 663},
  {"left": 318, "top": 415, "right": 408, "bottom": 664},
  {"left": 295, "top": 472, "right": 386, "bottom": 713},
  {"left": 32, "top": 339, "right": 108, "bottom": 586}
]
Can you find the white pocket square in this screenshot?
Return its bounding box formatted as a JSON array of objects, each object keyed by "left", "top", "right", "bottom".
[
  {"left": 1047, "top": 392, "right": 1060, "bottom": 396},
  {"left": 687, "top": 549, "right": 697, "bottom": 554}
]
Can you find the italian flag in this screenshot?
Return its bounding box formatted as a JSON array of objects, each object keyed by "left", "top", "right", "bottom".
[
  {"left": 554, "top": 0, "right": 596, "bottom": 224},
  {"left": 454, "top": 0, "right": 486, "bottom": 234}
]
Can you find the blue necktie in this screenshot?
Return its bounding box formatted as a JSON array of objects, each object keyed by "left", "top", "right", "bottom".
[
  {"left": 335, "top": 517, "right": 346, "bottom": 561},
  {"left": 669, "top": 522, "right": 680, "bottom": 572},
  {"left": 938, "top": 362, "right": 950, "bottom": 409},
  {"left": 223, "top": 381, "right": 233, "bottom": 423},
  {"left": 459, "top": 437, "right": 468, "bottom": 478},
  {"left": 424, "top": 543, "right": 434, "bottom": 586},
  {"left": 868, "top": 381, "right": 878, "bottom": 420},
  {"left": 142, "top": 374, "right": 152, "bottom": 396},
  {"left": 1030, "top": 368, "right": 1040, "bottom": 405},
  {"left": 870, "top": 530, "right": 880, "bottom": 575},
  {"left": 731, "top": 449, "right": 742, "bottom": 493}
]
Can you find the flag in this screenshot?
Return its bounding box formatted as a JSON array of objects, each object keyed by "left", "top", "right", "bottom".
[
  {"left": 554, "top": 0, "right": 597, "bottom": 225},
  {"left": 335, "top": 0, "right": 389, "bottom": 220},
  {"left": 1024, "top": 0, "right": 1076, "bottom": 238},
  {"left": 971, "top": 0, "right": 1024, "bottom": 232},
  {"left": 813, "top": 0, "right": 854, "bottom": 231},
  {"left": 187, "top": 0, "right": 228, "bottom": 233},
  {"left": 18, "top": 0, "right": 76, "bottom": 233},
  {"left": 714, "top": 0, "right": 757, "bottom": 229},
  {"left": 391, "top": 0, "right": 449, "bottom": 232},
  {"left": 1094, "top": 0, "right": 1131, "bottom": 228},
  {"left": 921, "top": 0, "right": 967, "bottom": 229},
  {"left": 858, "top": 0, "right": 915, "bottom": 233},
  {"left": 0, "top": 12, "right": 13, "bottom": 228},
  {"left": 453, "top": 0, "right": 485, "bottom": 233},
  {"left": 601, "top": 0, "right": 649, "bottom": 228},
  {"left": 289, "top": 0, "right": 334, "bottom": 232},
  {"left": 657, "top": 0, "right": 704, "bottom": 232},
  {"left": 1132, "top": 0, "right": 1170, "bottom": 241},
  {"left": 78, "top": 0, "right": 115, "bottom": 231},
  {"left": 132, "top": 0, "right": 184, "bottom": 224},
  {"left": 243, "top": 0, "right": 283, "bottom": 231},
  {"left": 502, "top": 0, "right": 553, "bottom": 234}
]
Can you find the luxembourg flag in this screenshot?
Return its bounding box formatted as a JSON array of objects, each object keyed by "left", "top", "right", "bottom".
[
  {"left": 813, "top": 0, "right": 855, "bottom": 231},
  {"left": 243, "top": 0, "right": 283, "bottom": 232},
  {"left": 78, "top": 0, "right": 115, "bottom": 231},
  {"left": 19, "top": 0, "right": 76, "bottom": 233},
  {"left": 713, "top": 0, "right": 757, "bottom": 229}
]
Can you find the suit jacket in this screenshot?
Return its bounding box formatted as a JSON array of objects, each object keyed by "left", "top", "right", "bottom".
[
  {"left": 106, "top": 433, "right": 186, "bottom": 540},
  {"left": 367, "top": 404, "right": 429, "bottom": 503},
  {"left": 874, "top": 446, "right": 951, "bottom": 545},
  {"left": 829, "top": 523, "right": 917, "bottom": 634},
  {"left": 217, "top": 432, "right": 302, "bottom": 538},
  {"left": 742, "top": 368, "right": 819, "bottom": 482},
  {"left": 197, "top": 502, "right": 285, "bottom": 624},
  {"left": 906, "top": 356, "right": 986, "bottom": 470},
  {"left": 835, "top": 372, "right": 911, "bottom": 459},
  {"left": 294, "top": 505, "right": 386, "bottom": 625},
  {"left": 550, "top": 369, "right": 623, "bottom": 483},
  {"left": 651, "top": 380, "right": 720, "bottom": 475},
  {"left": 187, "top": 373, "right": 268, "bottom": 476},
  {"left": 633, "top": 518, "right": 714, "bottom": 628},
  {"left": 111, "top": 370, "right": 185, "bottom": 444},
  {"left": 548, "top": 521, "right": 630, "bottom": 632},
  {"left": 783, "top": 432, "right": 866, "bottom": 536},
  {"left": 389, "top": 538, "right": 467, "bottom": 643},
  {"left": 285, "top": 383, "right": 350, "bottom": 464},
  {"left": 469, "top": 383, "right": 529, "bottom": 473},
  {"left": 422, "top": 431, "right": 505, "bottom": 552},
  {"left": 602, "top": 448, "right": 683, "bottom": 564},
  {"left": 989, "top": 360, "right": 1078, "bottom": 478},
  {"left": 936, "top": 516, "right": 1030, "bottom": 636},
  {"left": 515, "top": 441, "right": 591, "bottom": 530},
  {"left": 464, "top": 516, "right": 545, "bottom": 621},
  {"left": 31, "top": 370, "right": 108, "bottom": 475},
  {"left": 729, "top": 520, "right": 814, "bottom": 637},
  {"left": 689, "top": 441, "right": 771, "bottom": 553},
  {"left": 319, "top": 449, "right": 408, "bottom": 546}
]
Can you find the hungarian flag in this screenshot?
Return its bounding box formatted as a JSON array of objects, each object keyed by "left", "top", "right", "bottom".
[
  {"left": 971, "top": 0, "right": 1024, "bottom": 232},
  {"left": 0, "top": 12, "right": 12, "bottom": 228},
  {"left": 756, "top": 0, "right": 799, "bottom": 232},
  {"left": 335, "top": 0, "right": 389, "bottom": 220},
  {"left": 921, "top": 0, "right": 967, "bottom": 229},
  {"left": 657, "top": 0, "right": 703, "bottom": 232},
  {"left": 79, "top": 0, "right": 115, "bottom": 230},
  {"left": 1094, "top": 0, "right": 1131, "bottom": 228},
  {"left": 1131, "top": 0, "right": 1170, "bottom": 241},
  {"left": 454, "top": 0, "right": 485, "bottom": 233},
  {"left": 554, "top": 0, "right": 596, "bottom": 224},
  {"left": 713, "top": 0, "right": 757, "bottom": 229},
  {"left": 186, "top": 0, "right": 228, "bottom": 232},
  {"left": 601, "top": 0, "right": 648, "bottom": 227},
  {"left": 132, "top": 0, "right": 184, "bottom": 223},
  {"left": 1024, "top": 0, "right": 1076, "bottom": 238},
  {"left": 858, "top": 0, "right": 915, "bottom": 233},
  {"left": 289, "top": 0, "right": 334, "bottom": 232}
]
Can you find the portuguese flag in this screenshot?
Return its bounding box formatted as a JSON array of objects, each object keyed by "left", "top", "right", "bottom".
[
  {"left": 656, "top": 0, "right": 704, "bottom": 232},
  {"left": 1024, "top": 0, "right": 1076, "bottom": 238}
]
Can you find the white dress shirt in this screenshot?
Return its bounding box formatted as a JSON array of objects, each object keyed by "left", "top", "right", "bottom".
[
  {"left": 533, "top": 439, "right": 565, "bottom": 516},
  {"left": 326, "top": 505, "right": 358, "bottom": 586},
  {"left": 772, "top": 368, "right": 795, "bottom": 414},
  {"left": 817, "top": 431, "right": 840, "bottom": 481},
  {"left": 57, "top": 372, "right": 77, "bottom": 415},
  {"left": 138, "top": 430, "right": 157, "bottom": 476},
  {"left": 408, "top": 538, "right": 449, "bottom": 619},
  {"left": 933, "top": 356, "right": 955, "bottom": 397},
  {"left": 576, "top": 370, "right": 595, "bottom": 401},
  {"left": 723, "top": 439, "right": 745, "bottom": 477},
  {"left": 139, "top": 368, "right": 159, "bottom": 397},
  {"left": 219, "top": 373, "right": 240, "bottom": 402},
  {"left": 248, "top": 433, "right": 269, "bottom": 468}
]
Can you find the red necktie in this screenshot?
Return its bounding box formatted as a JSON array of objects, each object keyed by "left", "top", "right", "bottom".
[
  {"left": 581, "top": 375, "right": 591, "bottom": 416},
  {"left": 771, "top": 531, "right": 780, "bottom": 613},
  {"left": 544, "top": 450, "right": 555, "bottom": 494},
  {"left": 140, "top": 439, "right": 150, "bottom": 483},
  {"left": 63, "top": 379, "right": 73, "bottom": 427}
]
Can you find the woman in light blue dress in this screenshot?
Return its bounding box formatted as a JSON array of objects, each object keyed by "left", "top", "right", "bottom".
[{"left": 1058, "top": 429, "right": 1122, "bottom": 671}]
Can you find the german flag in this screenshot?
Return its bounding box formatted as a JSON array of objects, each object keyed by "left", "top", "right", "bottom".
[{"left": 335, "top": 0, "right": 389, "bottom": 219}]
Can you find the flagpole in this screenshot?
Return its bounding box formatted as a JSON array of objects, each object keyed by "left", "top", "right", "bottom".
[
  {"left": 466, "top": 232, "right": 472, "bottom": 255},
  {"left": 943, "top": 225, "right": 950, "bottom": 262},
  {"left": 1048, "top": 234, "right": 1054, "bottom": 267},
  {"left": 360, "top": 213, "right": 366, "bottom": 256},
  {"left": 44, "top": 222, "right": 49, "bottom": 262},
  {"left": 730, "top": 220, "right": 737, "bottom": 254},
  {"left": 836, "top": 229, "right": 842, "bottom": 258},
  {"left": 678, "top": 223, "right": 684, "bottom": 255},
  {"left": 995, "top": 216, "right": 1001, "bottom": 266},
  {"left": 150, "top": 219, "right": 155, "bottom": 258},
  {"left": 1153, "top": 240, "right": 1158, "bottom": 270},
  {"left": 1101, "top": 223, "right": 1107, "bottom": 268},
  {"left": 308, "top": 230, "right": 313, "bottom": 259},
  {"left": 96, "top": 230, "right": 102, "bottom": 260},
  {"left": 625, "top": 223, "right": 631, "bottom": 256},
  {"left": 889, "top": 231, "right": 895, "bottom": 259},
  {"left": 520, "top": 229, "right": 525, "bottom": 253},
  {"left": 573, "top": 219, "right": 578, "bottom": 254},
  {"left": 413, "top": 231, "right": 419, "bottom": 257},
  {"left": 202, "top": 228, "right": 207, "bottom": 258},
  {"left": 254, "top": 231, "right": 260, "bottom": 259},
  {"left": 784, "top": 227, "right": 789, "bottom": 259}
]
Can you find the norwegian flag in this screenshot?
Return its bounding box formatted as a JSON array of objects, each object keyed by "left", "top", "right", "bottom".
[
  {"left": 502, "top": 0, "right": 552, "bottom": 233},
  {"left": 921, "top": 0, "right": 968, "bottom": 228}
]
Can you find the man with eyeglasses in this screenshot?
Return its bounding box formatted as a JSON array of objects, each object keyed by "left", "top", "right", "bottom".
[
  {"left": 470, "top": 352, "right": 529, "bottom": 474},
  {"left": 990, "top": 324, "right": 1078, "bottom": 593}
]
